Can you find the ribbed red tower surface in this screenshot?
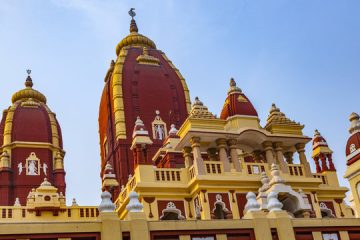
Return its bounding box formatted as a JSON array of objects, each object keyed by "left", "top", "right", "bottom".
[
  {"left": 0, "top": 75, "right": 66, "bottom": 205},
  {"left": 98, "top": 16, "right": 190, "bottom": 197}
]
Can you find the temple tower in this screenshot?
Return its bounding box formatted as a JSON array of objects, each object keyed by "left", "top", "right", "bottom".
[
  {"left": 98, "top": 9, "right": 191, "bottom": 197},
  {"left": 0, "top": 71, "right": 66, "bottom": 205},
  {"left": 344, "top": 112, "right": 360, "bottom": 216}
]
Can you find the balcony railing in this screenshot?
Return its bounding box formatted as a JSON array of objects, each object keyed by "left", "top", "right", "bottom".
[
  {"left": 313, "top": 173, "right": 328, "bottom": 184},
  {"left": 204, "top": 161, "right": 223, "bottom": 175},
  {"left": 288, "top": 164, "right": 304, "bottom": 176},
  {"left": 155, "top": 169, "right": 181, "bottom": 182},
  {"left": 245, "top": 163, "right": 266, "bottom": 175},
  {"left": 0, "top": 206, "right": 99, "bottom": 221}
]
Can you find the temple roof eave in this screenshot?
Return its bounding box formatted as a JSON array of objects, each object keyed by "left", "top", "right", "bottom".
[{"left": 174, "top": 126, "right": 311, "bottom": 151}]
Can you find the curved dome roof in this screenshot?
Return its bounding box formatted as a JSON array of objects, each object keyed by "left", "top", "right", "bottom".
[
  {"left": 115, "top": 19, "right": 156, "bottom": 56},
  {"left": 220, "top": 78, "right": 258, "bottom": 120},
  {"left": 346, "top": 112, "right": 360, "bottom": 165},
  {"left": 1, "top": 75, "right": 63, "bottom": 147},
  {"left": 11, "top": 76, "right": 47, "bottom": 104}
]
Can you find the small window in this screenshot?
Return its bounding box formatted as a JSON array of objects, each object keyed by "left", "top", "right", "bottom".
[{"left": 322, "top": 232, "right": 339, "bottom": 240}]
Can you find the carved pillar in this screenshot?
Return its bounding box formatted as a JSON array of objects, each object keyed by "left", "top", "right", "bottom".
[
  {"left": 295, "top": 143, "right": 313, "bottom": 177},
  {"left": 313, "top": 156, "right": 321, "bottom": 173},
  {"left": 190, "top": 137, "right": 205, "bottom": 175},
  {"left": 136, "top": 147, "right": 144, "bottom": 164},
  {"left": 319, "top": 153, "right": 328, "bottom": 172},
  {"left": 216, "top": 138, "right": 231, "bottom": 172},
  {"left": 262, "top": 141, "right": 275, "bottom": 166},
  {"left": 283, "top": 152, "right": 294, "bottom": 164},
  {"left": 182, "top": 147, "right": 193, "bottom": 168},
  {"left": 327, "top": 154, "right": 336, "bottom": 171},
  {"left": 228, "top": 139, "right": 241, "bottom": 172},
  {"left": 274, "top": 142, "right": 289, "bottom": 173}
]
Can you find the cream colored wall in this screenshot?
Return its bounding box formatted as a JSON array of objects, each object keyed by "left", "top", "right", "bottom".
[{"left": 1, "top": 210, "right": 360, "bottom": 240}]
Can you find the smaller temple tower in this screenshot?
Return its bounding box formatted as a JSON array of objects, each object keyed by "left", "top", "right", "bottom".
[
  {"left": 0, "top": 71, "right": 66, "bottom": 205},
  {"left": 344, "top": 112, "right": 360, "bottom": 216},
  {"left": 312, "top": 129, "right": 336, "bottom": 173}
]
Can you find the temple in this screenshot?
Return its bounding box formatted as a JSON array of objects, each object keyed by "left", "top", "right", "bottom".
[
  {"left": 0, "top": 71, "right": 66, "bottom": 206},
  {"left": 0, "top": 8, "right": 360, "bottom": 240}
]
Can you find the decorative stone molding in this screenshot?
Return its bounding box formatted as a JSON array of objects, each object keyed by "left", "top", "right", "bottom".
[
  {"left": 267, "top": 192, "right": 283, "bottom": 212},
  {"left": 98, "top": 191, "right": 116, "bottom": 212},
  {"left": 126, "top": 191, "right": 144, "bottom": 213},
  {"left": 160, "top": 202, "right": 185, "bottom": 220},
  {"left": 244, "top": 192, "right": 260, "bottom": 213}
]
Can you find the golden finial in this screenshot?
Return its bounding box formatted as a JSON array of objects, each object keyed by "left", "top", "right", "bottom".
[
  {"left": 128, "top": 8, "right": 136, "bottom": 19},
  {"left": 269, "top": 103, "right": 280, "bottom": 114},
  {"left": 314, "top": 129, "right": 321, "bottom": 137},
  {"left": 25, "top": 69, "right": 33, "bottom": 88},
  {"left": 230, "top": 78, "right": 236, "bottom": 87},
  {"left": 128, "top": 8, "right": 138, "bottom": 33},
  {"left": 228, "top": 78, "right": 242, "bottom": 95}
]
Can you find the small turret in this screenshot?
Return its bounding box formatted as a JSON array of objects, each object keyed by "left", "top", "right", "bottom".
[
  {"left": 130, "top": 117, "right": 153, "bottom": 166},
  {"left": 312, "top": 129, "right": 336, "bottom": 172},
  {"left": 346, "top": 113, "right": 360, "bottom": 166},
  {"left": 220, "top": 78, "right": 258, "bottom": 120},
  {"left": 265, "top": 103, "right": 304, "bottom": 135}
]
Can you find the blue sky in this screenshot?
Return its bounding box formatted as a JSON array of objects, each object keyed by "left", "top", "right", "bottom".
[{"left": 0, "top": 0, "right": 359, "bottom": 205}]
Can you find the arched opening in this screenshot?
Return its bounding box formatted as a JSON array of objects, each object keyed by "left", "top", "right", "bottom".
[{"left": 160, "top": 202, "right": 185, "bottom": 220}]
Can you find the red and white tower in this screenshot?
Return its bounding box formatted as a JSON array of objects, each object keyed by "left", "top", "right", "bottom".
[
  {"left": 98, "top": 10, "right": 191, "bottom": 197},
  {"left": 311, "top": 129, "right": 336, "bottom": 173},
  {"left": 0, "top": 72, "right": 66, "bottom": 205}
]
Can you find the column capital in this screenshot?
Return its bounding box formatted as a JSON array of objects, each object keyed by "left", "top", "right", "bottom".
[
  {"left": 295, "top": 143, "right": 306, "bottom": 151},
  {"left": 273, "top": 142, "right": 283, "bottom": 150},
  {"left": 227, "top": 138, "right": 238, "bottom": 148},
  {"left": 190, "top": 136, "right": 201, "bottom": 147},
  {"left": 262, "top": 141, "right": 273, "bottom": 149},
  {"left": 216, "top": 138, "right": 227, "bottom": 148},
  {"left": 182, "top": 146, "right": 192, "bottom": 154}
]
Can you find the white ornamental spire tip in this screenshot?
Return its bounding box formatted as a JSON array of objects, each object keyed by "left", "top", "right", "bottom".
[
  {"left": 40, "top": 178, "right": 52, "bottom": 186},
  {"left": 135, "top": 116, "right": 144, "bottom": 125},
  {"left": 267, "top": 191, "right": 283, "bottom": 212},
  {"left": 126, "top": 191, "right": 144, "bottom": 212},
  {"left": 98, "top": 191, "right": 115, "bottom": 212},
  {"left": 14, "top": 197, "right": 21, "bottom": 207},
  {"left": 244, "top": 192, "right": 260, "bottom": 213},
  {"left": 349, "top": 112, "right": 360, "bottom": 134}
]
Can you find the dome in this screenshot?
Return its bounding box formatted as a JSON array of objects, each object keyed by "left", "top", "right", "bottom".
[
  {"left": 0, "top": 73, "right": 66, "bottom": 206},
  {"left": 99, "top": 13, "right": 191, "bottom": 186},
  {"left": 11, "top": 76, "right": 47, "bottom": 104},
  {"left": 115, "top": 19, "right": 156, "bottom": 56},
  {"left": 346, "top": 112, "right": 360, "bottom": 165},
  {"left": 220, "top": 78, "right": 258, "bottom": 120},
  {"left": 312, "top": 129, "right": 328, "bottom": 148},
  {"left": 1, "top": 75, "right": 62, "bottom": 146}
]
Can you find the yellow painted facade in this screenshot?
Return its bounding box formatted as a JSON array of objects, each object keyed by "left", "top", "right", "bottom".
[{"left": 1, "top": 9, "right": 360, "bottom": 240}]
